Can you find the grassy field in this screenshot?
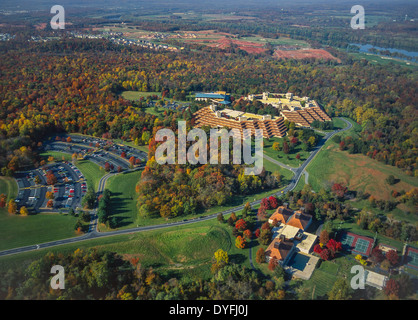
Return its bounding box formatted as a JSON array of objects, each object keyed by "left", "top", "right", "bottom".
[
  {"left": 305, "top": 117, "right": 417, "bottom": 221},
  {"left": 121, "top": 91, "right": 167, "bottom": 117},
  {"left": 263, "top": 158, "right": 294, "bottom": 182},
  {"left": 263, "top": 137, "right": 311, "bottom": 168},
  {"left": 121, "top": 91, "right": 161, "bottom": 100},
  {"left": 0, "top": 176, "right": 18, "bottom": 201},
  {"left": 306, "top": 134, "right": 418, "bottom": 200},
  {"left": 0, "top": 209, "right": 80, "bottom": 251},
  {"left": 99, "top": 156, "right": 293, "bottom": 229},
  {"left": 347, "top": 51, "right": 417, "bottom": 69},
  {"left": 0, "top": 218, "right": 246, "bottom": 283},
  {"left": 102, "top": 169, "right": 142, "bottom": 230}
]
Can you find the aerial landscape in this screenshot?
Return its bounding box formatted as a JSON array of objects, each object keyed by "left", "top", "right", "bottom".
[{"left": 0, "top": 0, "right": 417, "bottom": 310}]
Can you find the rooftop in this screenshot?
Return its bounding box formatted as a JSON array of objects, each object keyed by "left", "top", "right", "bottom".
[
  {"left": 265, "top": 238, "right": 294, "bottom": 262},
  {"left": 286, "top": 211, "right": 312, "bottom": 230}
]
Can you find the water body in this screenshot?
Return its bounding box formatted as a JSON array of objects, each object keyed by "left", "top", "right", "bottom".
[{"left": 350, "top": 43, "right": 418, "bottom": 63}]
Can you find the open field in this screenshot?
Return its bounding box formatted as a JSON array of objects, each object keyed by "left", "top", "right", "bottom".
[
  {"left": 263, "top": 137, "right": 312, "bottom": 168},
  {"left": 0, "top": 208, "right": 80, "bottom": 252},
  {"left": 306, "top": 139, "right": 418, "bottom": 200},
  {"left": 347, "top": 51, "right": 418, "bottom": 69},
  {"left": 102, "top": 169, "right": 142, "bottom": 230},
  {"left": 186, "top": 37, "right": 268, "bottom": 54},
  {"left": 0, "top": 219, "right": 245, "bottom": 282},
  {"left": 121, "top": 91, "right": 161, "bottom": 100},
  {"left": 0, "top": 176, "right": 18, "bottom": 201},
  {"left": 240, "top": 36, "right": 310, "bottom": 48}
]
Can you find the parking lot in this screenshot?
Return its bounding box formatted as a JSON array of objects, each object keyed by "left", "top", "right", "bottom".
[
  {"left": 13, "top": 134, "right": 147, "bottom": 214},
  {"left": 44, "top": 134, "right": 147, "bottom": 173},
  {"left": 14, "top": 162, "right": 86, "bottom": 214}
]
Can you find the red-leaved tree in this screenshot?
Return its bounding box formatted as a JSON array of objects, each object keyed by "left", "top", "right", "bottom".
[
  {"left": 385, "top": 250, "right": 399, "bottom": 267},
  {"left": 268, "top": 196, "right": 278, "bottom": 209}
]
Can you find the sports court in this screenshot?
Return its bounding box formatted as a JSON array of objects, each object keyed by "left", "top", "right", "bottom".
[
  {"left": 340, "top": 232, "right": 373, "bottom": 257},
  {"left": 405, "top": 246, "right": 418, "bottom": 270}
]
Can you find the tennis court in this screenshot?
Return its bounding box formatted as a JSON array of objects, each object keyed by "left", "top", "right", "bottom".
[
  {"left": 354, "top": 238, "right": 371, "bottom": 255},
  {"left": 340, "top": 232, "right": 373, "bottom": 256},
  {"left": 406, "top": 248, "right": 418, "bottom": 269},
  {"left": 340, "top": 234, "right": 354, "bottom": 247}
]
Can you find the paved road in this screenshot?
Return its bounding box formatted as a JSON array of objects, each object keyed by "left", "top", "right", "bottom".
[{"left": 0, "top": 118, "right": 352, "bottom": 258}]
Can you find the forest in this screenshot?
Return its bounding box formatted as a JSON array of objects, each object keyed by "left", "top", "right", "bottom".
[
  {"left": 0, "top": 248, "right": 287, "bottom": 300},
  {"left": 0, "top": 38, "right": 416, "bottom": 181}
]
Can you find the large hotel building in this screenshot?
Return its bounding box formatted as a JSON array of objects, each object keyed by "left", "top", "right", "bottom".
[{"left": 192, "top": 92, "right": 331, "bottom": 138}]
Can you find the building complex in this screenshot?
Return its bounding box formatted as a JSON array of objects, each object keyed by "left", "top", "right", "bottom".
[{"left": 193, "top": 92, "right": 331, "bottom": 138}]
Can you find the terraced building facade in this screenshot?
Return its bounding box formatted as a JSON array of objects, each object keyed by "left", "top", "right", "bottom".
[{"left": 193, "top": 97, "right": 331, "bottom": 138}]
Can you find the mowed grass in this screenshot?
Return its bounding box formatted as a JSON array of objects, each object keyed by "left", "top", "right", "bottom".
[
  {"left": 306, "top": 116, "right": 417, "bottom": 198},
  {"left": 76, "top": 160, "right": 106, "bottom": 191},
  {"left": 0, "top": 220, "right": 237, "bottom": 282},
  {"left": 263, "top": 137, "right": 311, "bottom": 168},
  {"left": 100, "top": 157, "right": 292, "bottom": 229},
  {"left": 121, "top": 91, "right": 161, "bottom": 100},
  {"left": 263, "top": 158, "right": 294, "bottom": 183},
  {"left": 104, "top": 169, "right": 143, "bottom": 230},
  {"left": 240, "top": 36, "right": 310, "bottom": 48},
  {"left": 0, "top": 209, "right": 80, "bottom": 251},
  {"left": 0, "top": 176, "right": 18, "bottom": 201},
  {"left": 95, "top": 224, "right": 234, "bottom": 279}
]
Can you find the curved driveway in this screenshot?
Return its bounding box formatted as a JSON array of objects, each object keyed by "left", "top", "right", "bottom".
[{"left": 0, "top": 118, "right": 352, "bottom": 257}]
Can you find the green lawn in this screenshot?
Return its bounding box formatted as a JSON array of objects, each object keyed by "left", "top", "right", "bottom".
[
  {"left": 263, "top": 137, "right": 311, "bottom": 168},
  {"left": 348, "top": 51, "right": 417, "bottom": 69},
  {"left": 293, "top": 172, "right": 308, "bottom": 192},
  {"left": 240, "top": 36, "right": 310, "bottom": 48},
  {"left": 104, "top": 169, "right": 142, "bottom": 230},
  {"left": 0, "top": 209, "right": 80, "bottom": 251},
  {"left": 305, "top": 118, "right": 417, "bottom": 222},
  {"left": 0, "top": 176, "right": 18, "bottom": 201},
  {"left": 76, "top": 160, "right": 106, "bottom": 192},
  {"left": 0, "top": 218, "right": 244, "bottom": 283},
  {"left": 121, "top": 91, "right": 161, "bottom": 100},
  {"left": 263, "top": 158, "right": 294, "bottom": 183}
]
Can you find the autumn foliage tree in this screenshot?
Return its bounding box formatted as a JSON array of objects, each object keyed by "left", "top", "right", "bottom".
[
  {"left": 256, "top": 248, "right": 266, "bottom": 264},
  {"left": 46, "top": 171, "right": 57, "bottom": 185},
  {"left": 0, "top": 194, "right": 6, "bottom": 208},
  {"left": 385, "top": 250, "right": 399, "bottom": 267},
  {"left": 8, "top": 200, "right": 17, "bottom": 214},
  {"left": 331, "top": 183, "right": 347, "bottom": 199},
  {"left": 268, "top": 258, "right": 278, "bottom": 271},
  {"left": 235, "top": 236, "right": 246, "bottom": 249},
  {"left": 384, "top": 279, "right": 400, "bottom": 298},
  {"left": 235, "top": 219, "right": 247, "bottom": 231}
]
